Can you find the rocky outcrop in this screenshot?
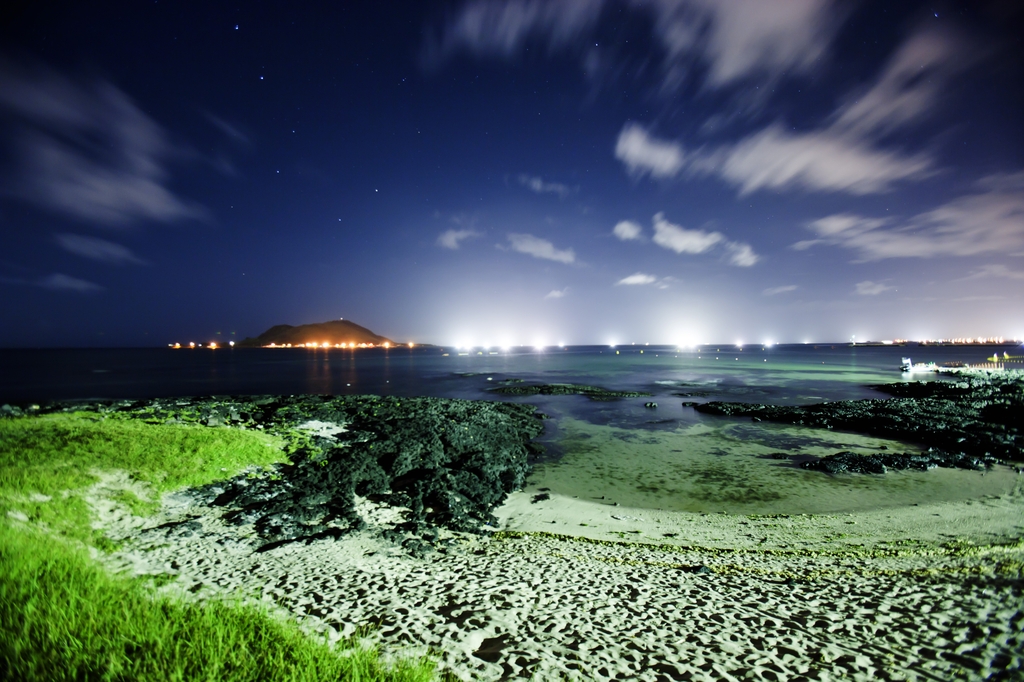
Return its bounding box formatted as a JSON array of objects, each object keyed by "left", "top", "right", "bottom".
[
  {"left": 29, "top": 395, "right": 545, "bottom": 553},
  {"left": 800, "top": 450, "right": 1001, "bottom": 475},
  {"left": 489, "top": 383, "right": 651, "bottom": 401},
  {"left": 692, "top": 371, "right": 1023, "bottom": 465}
]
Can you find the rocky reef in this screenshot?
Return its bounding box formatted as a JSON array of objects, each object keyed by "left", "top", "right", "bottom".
[
  {"left": 489, "top": 383, "right": 651, "bottom": 401},
  {"left": 800, "top": 450, "right": 1002, "bottom": 475},
  {"left": 16, "top": 395, "right": 545, "bottom": 553},
  {"left": 691, "top": 371, "right": 1023, "bottom": 466}
]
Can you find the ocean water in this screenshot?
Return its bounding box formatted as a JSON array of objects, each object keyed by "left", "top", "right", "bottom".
[{"left": 2, "top": 343, "right": 1020, "bottom": 513}]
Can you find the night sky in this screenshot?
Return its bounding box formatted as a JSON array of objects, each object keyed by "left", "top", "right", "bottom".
[{"left": 1, "top": 0, "right": 1022, "bottom": 348}]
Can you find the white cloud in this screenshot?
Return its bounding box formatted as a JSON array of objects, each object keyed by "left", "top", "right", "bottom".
[
  {"left": 426, "top": 0, "right": 604, "bottom": 62},
  {"left": 38, "top": 273, "right": 103, "bottom": 293},
  {"left": 430, "top": 0, "right": 839, "bottom": 91},
  {"left": 831, "top": 28, "right": 968, "bottom": 138},
  {"left": 703, "top": 125, "right": 932, "bottom": 195},
  {"left": 55, "top": 233, "right": 146, "bottom": 265},
  {"left": 616, "top": 272, "right": 658, "bottom": 285},
  {"left": 610, "top": 27, "right": 970, "bottom": 196},
  {"left": 725, "top": 241, "right": 759, "bottom": 267},
  {"left": 507, "top": 233, "right": 575, "bottom": 263},
  {"left": 437, "top": 229, "right": 482, "bottom": 249},
  {"left": 519, "top": 174, "right": 572, "bottom": 198},
  {"left": 855, "top": 280, "right": 894, "bottom": 296},
  {"left": 614, "top": 122, "right": 931, "bottom": 195},
  {"left": 651, "top": 212, "right": 723, "bottom": 254},
  {"left": 0, "top": 62, "right": 205, "bottom": 226},
  {"left": 799, "top": 176, "right": 1024, "bottom": 260},
  {"left": 614, "top": 124, "right": 685, "bottom": 179},
  {"left": 763, "top": 285, "right": 797, "bottom": 295},
  {"left": 959, "top": 264, "right": 1024, "bottom": 281},
  {"left": 644, "top": 0, "right": 839, "bottom": 87},
  {"left": 646, "top": 212, "right": 759, "bottom": 266},
  {"left": 613, "top": 220, "right": 642, "bottom": 241},
  {"left": 545, "top": 288, "right": 568, "bottom": 298}
]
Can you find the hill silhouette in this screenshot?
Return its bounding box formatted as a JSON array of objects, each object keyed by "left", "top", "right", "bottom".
[{"left": 237, "top": 319, "right": 397, "bottom": 347}]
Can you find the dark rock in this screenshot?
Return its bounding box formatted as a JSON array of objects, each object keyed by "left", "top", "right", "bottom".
[
  {"left": 489, "top": 383, "right": 651, "bottom": 401},
  {"left": 802, "top": 450, "right": 996, "bottom": 475},
  {"left": 694, "top": 372, "right": 1024, "bottom": 463},
  {"left": 531, "top": 493, "right": 550, "bottom": 503},
  {"left": 30, "top": 394, "right": 545, "bottom": 551}
]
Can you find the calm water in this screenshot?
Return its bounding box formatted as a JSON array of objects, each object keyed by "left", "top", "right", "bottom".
[{"left": 3, "top": 344, "right": 1021, "bottom": 513}]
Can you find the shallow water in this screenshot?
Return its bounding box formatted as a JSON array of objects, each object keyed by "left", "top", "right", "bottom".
[
  {"left": 528, "top": 417, "right": 1021, "bottom": 514},
  {"left": 5, "top": 343, "right": 1020, "bottom": 515}
]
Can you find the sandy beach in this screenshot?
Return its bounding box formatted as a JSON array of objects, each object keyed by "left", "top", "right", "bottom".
[{"left": 98, "top": 473, "right": 1024, "bottom": 681}]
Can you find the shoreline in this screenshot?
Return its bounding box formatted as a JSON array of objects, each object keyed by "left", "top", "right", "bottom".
[{"left": 6, "top": 371, "right": 1024, "bottom": 679}]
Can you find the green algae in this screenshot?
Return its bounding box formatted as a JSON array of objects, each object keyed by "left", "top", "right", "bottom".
[{"left": 528, "top": 417, "right": 1021, "bottom": 515}]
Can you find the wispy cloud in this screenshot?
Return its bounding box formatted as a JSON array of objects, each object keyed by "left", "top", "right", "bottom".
[
  {"left": 0, "top": 62, "right": 205, "bottom": 226},
  {"left": 797, "top": 173, "right": 1024, "bottom": 260},
  {"left": 958, "top": 264, "right": 1024, "bottom": 281},
  {"left": 437, "top": 228, "right": 482, "bottom": 249},
  {"left": 698, "top": 125, "right": 932, "bottom": 195},
  {"left": 612, "top": 220, "right": 642, "bottom": 241},
  {"left": 644, "top": 0, "right": 840, "bottom": 88},
  {"left": 545, "top": 288, "right": 568, "bottom": 298},
  {"left": 610, "top": 27, "right": 968, "bottom": 195},
  {"left": 616, "top": 120, "right": 931, "bottom": 196},
  {"left": 428, "top": 0, "right": 840, "bottom": 91},
  {"left": 55, "top": 233, "right": 146, "bottom": 265},
  {"left": 614, "top": 124, "right": 685, "bottom": 179},
  {"left": 518, "top": 174, "right": 573, "bottom": 198},
  {"left": 830, "top": 28, "right": 970, "bottom": 138},
  {"left": 204, "top": 112, "right": 250, "bottom": 145},
  {"left": 855, "top": 280, "right": 894, "bottom": 296},
  {"left": 424, "top": 0, "right": 604, "bottom": 63},
  {"left": 763, "top": 285, "right": 797, "bottom": 296},
  {"left": 616, "top": 272, "right": 657, "bottom": 286},
  {"left": 38, "top": 273, "right": 103, "bottom": 293},
  {"left": 507, "top": 233, "right": 575, "bottom": 263}
]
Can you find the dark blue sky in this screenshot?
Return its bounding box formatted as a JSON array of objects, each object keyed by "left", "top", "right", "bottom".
[{"left": 1, "top": 0, "right": 1022, "bottom": 347}]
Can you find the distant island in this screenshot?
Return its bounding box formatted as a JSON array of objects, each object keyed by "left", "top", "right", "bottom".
[{"left": 236, "top": 319, "right": 402, "bottom": 348}]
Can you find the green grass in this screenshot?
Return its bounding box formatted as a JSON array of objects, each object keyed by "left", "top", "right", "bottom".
[
  {"left": 0, "top": 412, "right": 289, "bottom": 544},
  {"left": 0, "top": 414, "right": 441, "bottom": 681},
  {"left": 0, "top": 524, "right": 437, "bottom": 681}
]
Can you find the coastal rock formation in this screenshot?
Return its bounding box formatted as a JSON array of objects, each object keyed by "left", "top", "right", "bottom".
[
  {"left": 34, "top": 395, "right": 544, "bottom": 552},
  {"left": 692, "top": 371, "right": 1023, "bottom": 465},
  {"left": 801, "top": 450, "right": 1001, "bottom": 475},
  {"left": 489, "top": 383, "right": 652, "bottom": 401}
]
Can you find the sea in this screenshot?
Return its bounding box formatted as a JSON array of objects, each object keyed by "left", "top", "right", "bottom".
[{"left": 3, "top": 343, "right": 1021, "bottom": 515}]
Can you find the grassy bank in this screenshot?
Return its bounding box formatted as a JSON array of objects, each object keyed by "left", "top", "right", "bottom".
[{"left": 0, "top": 413, "right": 438, "bottom": 681}]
